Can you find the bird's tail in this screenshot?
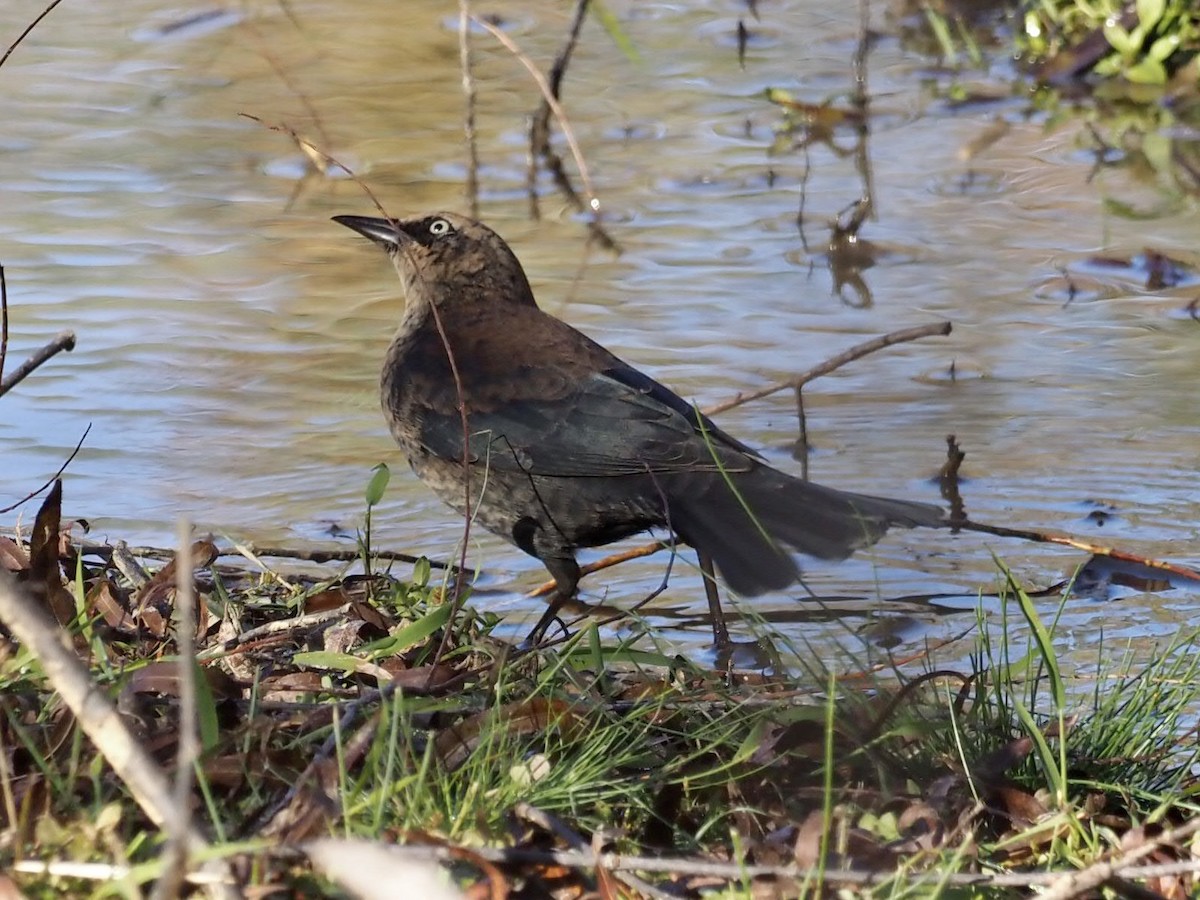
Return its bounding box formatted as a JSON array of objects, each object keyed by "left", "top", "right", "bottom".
[{"left": 670, "top": 466, "right": 944, "bottom": 597}]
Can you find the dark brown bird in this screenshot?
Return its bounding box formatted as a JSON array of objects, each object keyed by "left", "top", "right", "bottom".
[{"left": 333, "top": 212, "right": 945, "bottom": 643}]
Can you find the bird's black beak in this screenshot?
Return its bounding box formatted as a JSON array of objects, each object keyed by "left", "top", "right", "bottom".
[{"left": 332, "top": 215, "right": 408, "bottom": 249}]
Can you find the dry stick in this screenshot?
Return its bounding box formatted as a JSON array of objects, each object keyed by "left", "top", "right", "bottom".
[
  {"left": 527, "top": 541, "right": 663, "bottom": 599},
  {"left": 69, "top": 538, "right": 464, "bottom": 573},
  {"left": 1038, "top": 816, "right": 1200, "bottom": 900},
  {"left": 424, "top": 298, "right": 474, "bottom": 672},
  {"left": 243, "top": 22, "right": 333, "bottom": 153},
  {"left": 0, "top": 423, "right": 90, "bottom": 515},
  {"left": 457, "top": 0, "right": 480, "bottom": 218},
  {"left": 317, "top": 841, "right": 1200, "bottom": 890},
  {"left": 513, "top": 803, "right": 678, "bottom": 900},
  {"left": 0, "top": 265, "right": 8, "bottom": 383},
  {"left": 527, "top": 0, "right": 590, "bottom": 213},
  {"left": 955, "top": 519, "right": 1200, "bottom": 583},
  {"left": 705, "top": 321, "right": 951, "bottom": 417},
  {"left": 0, "top": 0, "right": 66, "bottom": 71},
  {"left": 150, "top": 523, "right": 199, "bottom": 900},
  {"left": 0, "top": 572, "right": 239, "bottom": 899},
  {"left": 0, "top": 329, "right": 76, "bottom": 399},
  {"left": 239, "top": 115, "right": 393, "bottom": 222},
  {"left": 471, "top": 14, "right": 599, "bottom": 211}
]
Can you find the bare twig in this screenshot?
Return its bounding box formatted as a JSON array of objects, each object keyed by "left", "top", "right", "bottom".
[
  {"left": 528, "top": 0, "right": 590, "bottom": 205},
  {"left": 239, "top": 115, "right": 392, "bottom": 219},
  {"left": 62, "top": 538, "right": 466, "bottom": 574},
  {"left": 514, "top": 803, "right": 679, "bottom": 900},
  {"left": 458, "top": 0, "right": 480, "bottom": 217},
  {"left": 703, "top": 321, "right": 951, "bottom": 417},
  {"left": 1038, "top": 817, "right": 1200, "bottom": 900},
  {"left": 527, "top": 540, "right": 663, "bottom": 598},
  {"left": 304, "top": 839, "right": 1200, "bottom": 890},
  {"left": 0, "top": 571, "right": 239, "bottom": 898},
  {"left": 0, "top": 0, "right": 66, "bottom": 71},
  {"left": 0, "top": 423, "right": 91, "bottom": 515},
  {"left": 150, "top": 523, "right": 199, "bottom": 900},
  {"left": 0, "top": 329, "right": 76, "bottom": 399},
  {"left": 425, "top": 298, "right": 474, "bottom": 671},
  {"left": 955, "top": 520, "right": 1200, "bottom": 583},
  {"left": 470, "top": 14, "right": 599, "bottom": 212},
  {"left": 0, "top": 265, "right": 8, "bottom": 383}
]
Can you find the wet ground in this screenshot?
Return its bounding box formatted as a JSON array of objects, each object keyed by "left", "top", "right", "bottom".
[{"left": 2, "top": 1, "right": 1199, "bottom": 663}]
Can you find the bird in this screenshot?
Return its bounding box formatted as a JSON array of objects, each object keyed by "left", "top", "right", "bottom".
[{"left": 332, "top": 211, "right": 946, "bottom": 644}]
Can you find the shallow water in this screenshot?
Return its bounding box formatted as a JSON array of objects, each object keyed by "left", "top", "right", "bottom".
[{"left": 3, "top": 2, "right": 1199, "bottom": 664}]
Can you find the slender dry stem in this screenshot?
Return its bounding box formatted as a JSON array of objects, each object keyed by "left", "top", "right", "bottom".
[
  {"left": 470, "top": 14, "right": 599, "bottom": 211},
  {"left": 458, "top": 0, "right": 480, "bottom": 217},
  {"left": 0, "top": 330, "right": 76, "bottom": 399}
]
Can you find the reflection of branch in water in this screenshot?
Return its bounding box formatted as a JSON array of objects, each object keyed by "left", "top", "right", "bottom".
[
  {"left": 528, "top": 0, "right": 589, "bottom": 220},
  {"left": 939, "top": 434, "right": 967, "bottom": 525},
  {"left": 472, "top": 9, "right": 619, "bottom": 252}
]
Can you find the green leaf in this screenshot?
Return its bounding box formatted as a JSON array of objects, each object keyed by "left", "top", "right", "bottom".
[
  {"left": 1124, "top": 56, "right": 1167, "bottom": 84},
  {"left": 293, "top": 650, "right": 361, "bottom": 675},
  {"left": 763, "top": 86, "right": 795, "bottom": 106},
  {"left": 590, "top": 0, "right": 639, "bottom": 62},
  {"left": 193, "top": 660, "right": 220, "bottom": 751},
  {"left": 364, "top": 602, "right": 453, "bottom": 659},
  {"left": 1103, "top": 21, "right": 1135, "bottom": 55},
  {"left": 412, "top": 556, "right": 431, "bottom": 589},
  {"left": 1137, "top": 0, "right": 1165, "bottom": 32},
  {"left": 365, "top": 463, "right": 391, "bottom": 507},
  {"left": 1005, "top": 565, "right": 1063, "bottom": 712},
  {"left": 1148, "top": 32, "right": 1180, "bottom": 62}
]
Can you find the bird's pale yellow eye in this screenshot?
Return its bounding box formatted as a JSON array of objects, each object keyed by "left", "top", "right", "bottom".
[{"left": 428, "top": 218, "right": 453, "bottom": 236}]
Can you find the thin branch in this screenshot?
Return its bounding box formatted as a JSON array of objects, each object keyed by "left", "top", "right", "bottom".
[
  {"left": 529, "top": 0, "right": 590, "bottom": 174},
  {"left": 306, "top": 839, "right": 1200, "bottom": 890},
  {"left": 0, "top": 265, "right": 8, "bottom": 383},
  {"left": 239, "top": 115, "right": 392, "bottom": 219},
  {"left": 458, "top": 0, "right": 480, "bottom": 217},
  {"left": 703, "top": 321, "right": 951, "bottom": 417},
  {"left": 0, "top": 329, "right": 76, "bottom": 399},
  {"left": 0, "top": 0, "right": 66, "bottom": 72},
  {"left": 425, "top": 297, "right": 473, "bottom": 671},
  {"left": 0, "top": 423, "right": 90, "bottom": 515},
  {"left": 1038, "top": 817, "right": 1200, "bottom": 900},
  {"left": 61, "top": 538, "right": 467, "bottom": 575},
  {"left": 150, "top": 523, "right": 199, "bottom": 900},
  {"left": 470, "top": 14, "right": 599, "bottom": 212},
  {"left": 0, "top": 571, "right": 238, "bottom": 898}
]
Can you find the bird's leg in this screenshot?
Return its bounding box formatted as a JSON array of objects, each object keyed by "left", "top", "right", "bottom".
[
  {"left": 522, "top": 555, "right": 581, "bottom": 646},
  {"left": 695, "top": 548, "right": 730, "bottom": 648}
]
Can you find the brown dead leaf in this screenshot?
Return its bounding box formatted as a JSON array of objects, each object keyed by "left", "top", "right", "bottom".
[
  {"left": 130, "top": 539, "right": 219, "bottom": 638},
  {"left": 303, "top": 586, "right": 352, "bottom": 613},
  {"left": 122, "top": 659, "right": 239, "bottom": 701},
  {"left": 262, "top": 757, "right": 342, "bottom": 842},
  {"left": 0, "top": 873, "right": 29, "bottom": 900},
  {"left": 990, "top": 784, "right": 1050, "bottom": 828},
  {"left": 20, "top": 481, "right": 75, "bottom": 629},
  {"left": 381, "top": 664, "right": 461, "bottom": 693},
  {"left": 87, "top": 579, "right": 136, "bottom": 634},
  {"left": 0, "top": 537, "right": 29, "bottom": 573},
  {"left": 895, "top": 801, "right": 945, "bottom": 852}
]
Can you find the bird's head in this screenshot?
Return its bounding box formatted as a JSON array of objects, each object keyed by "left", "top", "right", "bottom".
[{"left": 332, "top": 212, "right": 537, "bottom": 311}]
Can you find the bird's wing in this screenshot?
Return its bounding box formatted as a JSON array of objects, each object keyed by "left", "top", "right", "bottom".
[{"left": 399, "top": 312, "right": 759, "bottom": 479}]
